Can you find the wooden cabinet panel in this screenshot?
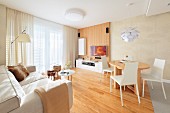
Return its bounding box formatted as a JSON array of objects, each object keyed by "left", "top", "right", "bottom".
[{"left": 79, "top": 22, "right": 110, "bottom": 61}]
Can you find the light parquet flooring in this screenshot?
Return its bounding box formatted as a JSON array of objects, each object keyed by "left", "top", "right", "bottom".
[{"left": 70, "top": 68, "right": 154, "bottom": 113}]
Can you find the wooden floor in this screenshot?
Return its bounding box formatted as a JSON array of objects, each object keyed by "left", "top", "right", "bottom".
[{"left": 70, "top": 68, "right": 154, "bottom": 113}]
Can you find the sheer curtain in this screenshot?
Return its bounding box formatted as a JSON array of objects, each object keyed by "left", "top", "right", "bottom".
[
  {"left": 63, "top": 26, "right": 78, "bottom": 68},
  {"left": 6, "top": 8, "right": 34, "bottom": 66},
  {"left": 6, "top": 9, "right": 78, "bottom": 71},
  {"left": 34, "top": 18, "right": 64, "bottom": 72},
  {"left": 34, "top": 18, "right": 78, "bottom": 72}
]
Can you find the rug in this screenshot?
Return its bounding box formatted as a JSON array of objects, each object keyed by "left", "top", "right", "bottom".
[{"left": 147, "top": 81, "right": 170, "bottom": 113}]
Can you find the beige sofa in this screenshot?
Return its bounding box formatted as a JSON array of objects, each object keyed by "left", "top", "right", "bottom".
[{"left": 0, "top": 65, "right": 73, "bottom": 113}]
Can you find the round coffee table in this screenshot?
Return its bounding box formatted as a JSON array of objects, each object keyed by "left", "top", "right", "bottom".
[{"left": 58, "top": 69, "right": 75, "bottom": 81}]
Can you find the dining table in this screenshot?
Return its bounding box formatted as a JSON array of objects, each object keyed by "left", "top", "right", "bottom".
[{"left": 109, "top": 60, "right": 150, "bottom": 96}]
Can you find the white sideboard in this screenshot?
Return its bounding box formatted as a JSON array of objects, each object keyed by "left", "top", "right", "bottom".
[{"left": 76, "top": 59, "right": 103, "bottom": 73}]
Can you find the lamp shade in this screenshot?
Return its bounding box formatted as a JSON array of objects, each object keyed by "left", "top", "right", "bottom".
[{"left": 17, "top": 33, "right": 31, "bottom": 42}]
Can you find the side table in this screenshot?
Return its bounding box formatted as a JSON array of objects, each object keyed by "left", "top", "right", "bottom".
[
  {"left": 47, "top": 65, "right": 61, "bottom": 81},
  {"left": 47, "top": 70, "right": 56, "bottom": 80},
  {"left": 58, "top": 69, "right": 75, "bottom": 81}
]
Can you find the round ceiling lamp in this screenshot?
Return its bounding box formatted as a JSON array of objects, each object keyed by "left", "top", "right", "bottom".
[
  {"left": 121, "top": 27, "right": 139, "bottom": 42},
  {"left": 65, "top": 8, "right": 85, "bottom": 21}
]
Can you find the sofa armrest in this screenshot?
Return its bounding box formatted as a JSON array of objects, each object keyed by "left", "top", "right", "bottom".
[
  {"left": 26, "top": 66, "right": 36, "bottom": 73},
  {"left": 35, "top": 83, "right": 70, "bottom": 113},
  {"left": 9, "top": 92, "right": 43, "bottom": 113}
]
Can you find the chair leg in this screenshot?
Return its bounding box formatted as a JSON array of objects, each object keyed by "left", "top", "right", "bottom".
[
  {"left": 110, "top": 78, "right": 112, "bottom": 93},
  {"left": 151, "top": 81, "right": 154, "bottom": 89},
  {"left": 142, "top": 80, "right": 145, "bottom": 97},
  {"left": 100, "top": 74, "right": 102, "bottom": 82},
  {"left": 100, "top": 71, "right": 104, "bottom": 82},
  {"left": 103, "top": 71, "right": 105, "bottom": 75},
  {"left": 161, "top": 82, "right": 167, "bottom": 99},
  {"left": 120, "top": 86, "right": 123, "bottom": 106},
  {"left": 136, "top": 84, "right": 141, "bottom": 104},
  {"left": 99, "top": 71, "right": 104, "bottom": 82}
]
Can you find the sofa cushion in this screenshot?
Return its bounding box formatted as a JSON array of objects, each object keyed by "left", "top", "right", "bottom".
[
  {"left": 7, "top": 71, "right": 26, "bottom": 98},
  {"left": 9, "top": 92, "right": 43, "bottom": 113},
  {"left": 9, "top": 67, "right": 26, "bottom": 82},
  {"left": 0, "top": 65, "right": 25, "bottom": 113},
  {"left": 17, "top": 64, "right": 30, "bottom": 76},
  {"left": 22, "top": 78, "right": 50, "bottom": 94},
  {"left": 20, "top": 72, "right": 47, "bottom": 86}
]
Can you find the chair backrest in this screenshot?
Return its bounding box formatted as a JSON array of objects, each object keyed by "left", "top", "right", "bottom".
[
  {"left": 151, "top": 58, "right": 165, "bottom": 80},
  {"left": 121, "top": 62, "right": 138, "bottom": 85},
  {"left": 101, "top": 56, "right": 109, "bottom": 69}
]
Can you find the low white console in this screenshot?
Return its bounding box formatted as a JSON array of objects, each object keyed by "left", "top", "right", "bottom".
[{"left": 76, "top": 59, "right": 103, "bottom": 73}]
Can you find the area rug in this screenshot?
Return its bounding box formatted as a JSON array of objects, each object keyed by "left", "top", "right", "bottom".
[{"left": 147, "top": 81, "right": 170, "bottom": 113}]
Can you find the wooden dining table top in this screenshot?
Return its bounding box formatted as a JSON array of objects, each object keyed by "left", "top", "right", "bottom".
[{"left": 109, "top": 60, "right": 150, "bottom": 70}]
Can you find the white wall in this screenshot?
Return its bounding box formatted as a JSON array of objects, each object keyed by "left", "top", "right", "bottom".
[
  {"left": 0, "top": 4, "right": 6, "bottom": 65},
  {"left": 111, "top": 13, "right": 170, "bottom": 79}
]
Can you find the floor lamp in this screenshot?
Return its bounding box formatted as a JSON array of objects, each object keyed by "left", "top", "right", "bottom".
[{"left": 10, "top": 30, "right": 31, "bottom": 65}]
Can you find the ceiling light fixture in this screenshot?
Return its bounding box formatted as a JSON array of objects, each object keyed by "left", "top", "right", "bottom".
[
  {"left": 121, "top": 2, "right": 140, "bottom": 42},
  {"left": 121, "top": 27, "right": 139, "bottom": 42},
  {"left": 65, "top": 8, "right": 85, "bottom": 21}
]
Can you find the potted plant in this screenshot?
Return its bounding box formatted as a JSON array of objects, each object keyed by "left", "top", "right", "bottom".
[{"left": 65, "top": 61, "right": 71, "bottom": 69}]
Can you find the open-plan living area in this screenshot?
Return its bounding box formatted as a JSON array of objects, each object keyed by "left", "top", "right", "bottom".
[{"left": 0, "top": 0, "right": 170, "bottom": 113}]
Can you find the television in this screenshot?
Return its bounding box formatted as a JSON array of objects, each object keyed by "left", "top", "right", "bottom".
[{"left": 90, "top": 46, "right": 107, "bottom": 56}]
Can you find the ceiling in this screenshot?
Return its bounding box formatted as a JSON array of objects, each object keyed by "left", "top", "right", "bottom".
[
  {"left": 146, "top": 0, "right": 170, "bottom": 16},
  {"left": 0, "top": 0, "right": 170, "bottom": 28}
]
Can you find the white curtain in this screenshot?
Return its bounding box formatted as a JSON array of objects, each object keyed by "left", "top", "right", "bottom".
[
  {"left": 34, "top": 18, "right": 64, "bottom": 72},
  {"left": 63, "top": 26, "right": 78, "bottom": 68},
  {"left": 34, "top": 18, "right": 78, "bottom": 72},
  {"left": 6, "top": 9, "right": 78, "bottom": 71},
  {"left": 6, "top": 8, "right": 33, "bottom": 66}
]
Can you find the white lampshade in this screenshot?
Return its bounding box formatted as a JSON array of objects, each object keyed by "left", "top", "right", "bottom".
[{"left": 17, "top": 33, "right": 31, "bottom": 42}]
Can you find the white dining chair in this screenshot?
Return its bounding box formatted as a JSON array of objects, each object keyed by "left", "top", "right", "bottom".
[
  {"left": 141, "top": 58, "right": 166, "bottom": 99},
  {"left": 101, "top": 56, "right": 114, "bottom": 77},
  {"left": 110, "top": 62, "right": 140, "bottom": 106}
]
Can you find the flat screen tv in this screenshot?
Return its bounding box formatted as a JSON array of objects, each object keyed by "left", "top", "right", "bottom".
[{"left": 90, "top": 46, "right": 107, "bottom": 56}]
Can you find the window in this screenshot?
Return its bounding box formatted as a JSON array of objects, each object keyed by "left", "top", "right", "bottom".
[{"left": 33, "top": 18, "right": 63, "bottom": 72}]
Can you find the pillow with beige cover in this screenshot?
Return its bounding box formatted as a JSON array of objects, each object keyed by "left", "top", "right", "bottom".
[
  {"left": 17, "top": 64, "right": 30, "bottom": 76},
  {"left": 9, "top": 66, "right": 26, "bottom": 82},
  {"left": 8, "top": 64, "right": 30, "bottom": 82}
]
